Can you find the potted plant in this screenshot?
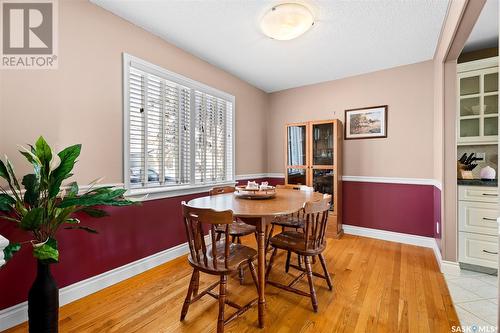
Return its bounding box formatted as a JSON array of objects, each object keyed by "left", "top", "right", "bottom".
[{"left": 0, "top": 137, "right": 136, "bottom": 333}]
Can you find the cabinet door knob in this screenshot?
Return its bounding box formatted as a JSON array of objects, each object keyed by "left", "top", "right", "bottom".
[{"left": 483, "top": 250, "right": 498, "bottom": 255}]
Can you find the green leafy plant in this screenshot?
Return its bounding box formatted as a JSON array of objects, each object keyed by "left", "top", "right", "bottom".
[{"left": 0, "top": 136, "right": 136, "bottom": 264}]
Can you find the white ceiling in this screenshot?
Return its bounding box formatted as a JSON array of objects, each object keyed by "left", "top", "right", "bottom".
[
  {"left": 463, "top": 0, "right": 499, "bottom": 53},
  {"left": 91, "top": 0, "right": 449, "bottom": 93}
]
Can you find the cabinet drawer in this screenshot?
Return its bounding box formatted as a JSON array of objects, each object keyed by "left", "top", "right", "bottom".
[
  {"left": 459, "top": 186, "right": 499, "bottom": 203},
  {"left": 459, "top": 232, "right": 498, "bottom": 269},
  {"left": 459, "top": 201, "right": 499, "bottom": 235}
]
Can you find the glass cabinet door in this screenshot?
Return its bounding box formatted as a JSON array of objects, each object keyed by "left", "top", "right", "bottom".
[
  {"left": 286, "top": 168, "right": 307, "bottom": 185},
  {"left": 460, "top": 76, "right": 480, "bottom": 96},
  {"left": 484, "top": 73, "right": 498, "bottom": 93},
  {"left": 483, "top": 70, "right": 499, "bottom": 138},
  {"left": 287, "top": 125, "right": 307, "bottom": 166},
  {"left": 286, "top": 124, "right": 308, "bottom": 185},
  {"left": 312, "top": 169, "right": 334, "bottom": 197},
  {"left": 459, "top": 74, "right": 481, "bottom": 140},
  {"left": 460, "top": 118, "right": 480, "bottom": 137},
  {"left": 312, "top": 122, "right": 334, "bottom": 165},
  {"left": 310, "top": 121, "right": 336, "bottom": 210},
  {"left": 458, "top": 67, "right": 499, "bottom": 143}
]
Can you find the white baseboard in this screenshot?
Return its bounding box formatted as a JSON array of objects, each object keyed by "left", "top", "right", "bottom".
[
  {"left": 343, "top": 224, "right": 438, "bottom": 248},
  {"left": 0, "top": 235, "right": 211, "bottom": 331},
  {"left": 342, "top": 225, "right": 446, "bottom": 271},
  {"left": 440, "top": 260, "right": 461, "bottom": 275}
]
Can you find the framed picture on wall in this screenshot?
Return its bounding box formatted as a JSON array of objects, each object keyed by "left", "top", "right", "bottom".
[{"left": 344, "top": 105, "right": 388, "bottom": 140}]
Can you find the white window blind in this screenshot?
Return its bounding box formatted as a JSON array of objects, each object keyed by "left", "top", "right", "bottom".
[
  {"left": 125, "top": 55, "right": 235, "bottom": 192},
  {"left": 194, "top": 92, "right": 233, "bottom": 184}
]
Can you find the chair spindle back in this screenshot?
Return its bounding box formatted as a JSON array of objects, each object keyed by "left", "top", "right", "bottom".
[
  {"left": 276, "top": 184, "right": 302, "bottom": 190},
  {"left": 303, "top": 195, "right": 332, "bottom": 251},
  {"left": 209, "top": 186, "right": 235, "bottom": 196},
  {"left": 182, "top": 202, "right": 233, "bottom": 270}
]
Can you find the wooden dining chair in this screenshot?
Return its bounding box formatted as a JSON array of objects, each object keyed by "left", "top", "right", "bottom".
[
  {"left": 271, "top": 184, "right": 307, "bottom": 235},
  {"left": 265, "top": 195, "right": 333, "bottom": 312},
  {"left": 268, "top": 184, "right": 316, "bottom": 271},
  {"left": 180, "top": 202, "right": 259, "bottom": 333},
  {"left": 275, "top": 184, "right": 302, "bottom": 190},
  {"left": 210, "top": 186, "right": 256, "bottom": 244},
  {"left": 210, "top": 186, "right": 256, "bottom": 284}
]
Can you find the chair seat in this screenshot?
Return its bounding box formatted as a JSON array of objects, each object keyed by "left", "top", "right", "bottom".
[
  {"left": 188, "top": 242, "right": 257, "bottom": 274},
  {"left": 215, "top": 220, "right": 256, "bottom": 237},
  {"left": 272, "top": 215, "right": 305, "bottom": 229},
  {"left": 269, "top": 231, "right": 325, "bottom": 255}
]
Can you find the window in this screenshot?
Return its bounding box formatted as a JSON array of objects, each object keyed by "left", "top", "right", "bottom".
[{"left": 123, "top": 54, "right": 235, "bottom": 196}]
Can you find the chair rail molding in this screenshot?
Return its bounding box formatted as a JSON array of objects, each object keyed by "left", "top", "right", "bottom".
[
  {"left": 261, "top": 173, "right": 442, "bottom": 189},
  {"left": 342, "top": 176, "right": 442, "bottom": 189}
]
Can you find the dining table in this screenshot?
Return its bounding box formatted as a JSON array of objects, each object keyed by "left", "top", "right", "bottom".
[{"left": 187, "top": 188, "right": 324, "bottom": 329}]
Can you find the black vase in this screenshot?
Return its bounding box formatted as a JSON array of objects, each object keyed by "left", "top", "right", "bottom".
[{"left": 28, "top": 260, "right": 59, "bottom": 333}]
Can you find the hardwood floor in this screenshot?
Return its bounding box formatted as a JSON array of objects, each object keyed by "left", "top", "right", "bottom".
[{"left": 6, "top": 235, "right": 459, "bottom": 332}]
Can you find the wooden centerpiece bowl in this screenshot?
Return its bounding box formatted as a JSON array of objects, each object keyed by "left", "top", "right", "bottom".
[{"left": 234, "top": 185, "right": 277, "bottom": 200}]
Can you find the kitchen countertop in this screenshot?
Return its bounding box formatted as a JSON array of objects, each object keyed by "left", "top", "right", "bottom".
[{"left": 457, "top": 179, "right": 498, "bottom": 187}]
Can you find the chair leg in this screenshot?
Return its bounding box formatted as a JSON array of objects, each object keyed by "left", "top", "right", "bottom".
[
  {"left": 248, "top": 258, "right": 259, "bottom": 291},
  {"left": 217, "top": 275, "right": 227, "bottom": 333},
  {"left": 285, "top": 251, "right": 291, "bottom": 273},
  {"left": 216, "top": 232, "right": 222, "bottom": 242},
  {"left": 304, "top": 256, "right": 318, "bottom": 312},
  {"left": 236, "top": 236, "right": 242, "bottom": 244},
  {"left": 265, "top": 248, "right": 278, "bottom": 281},
  {"left": 265, "top": 224, "right": 274, "bottom": 253},
  {"left": 312, "top": 255, "right": 316, "bottom": 264},
  {"left": 180, "top": 269, "right": 198, "bottom": 321},
  {"left": 297, "top": 254, "right": 303, "bottom": 269},
  {"left": 192, "top": 269, "right": 200, "bottom": 296},
  {"left": 319, "top": 253, "right": 333, "bottom": 291}
]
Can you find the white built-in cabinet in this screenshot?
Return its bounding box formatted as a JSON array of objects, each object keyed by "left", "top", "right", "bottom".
[
  {"left": 457, "top": 57, "right": 499, "bottom": 145},
  {"left": 458, "top": 186, "right": 499, "bottom": 269}
]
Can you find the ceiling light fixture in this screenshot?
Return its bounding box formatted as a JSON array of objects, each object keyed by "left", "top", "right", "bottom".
[{"left": 260, "top": 3, "right": 315, "bottom": 41}]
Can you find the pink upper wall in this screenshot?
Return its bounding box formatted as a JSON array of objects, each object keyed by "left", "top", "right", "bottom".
[
  {"left": 267, "top": 61, "right": 435, "bottom": 178},
  {"left": 0, "top": 0, "right": 269, "bottom": 184}
]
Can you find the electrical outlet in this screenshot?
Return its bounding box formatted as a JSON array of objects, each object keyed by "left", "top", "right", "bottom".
[{"left": 476, "top": 152, "right": 486, "bottom": 161}]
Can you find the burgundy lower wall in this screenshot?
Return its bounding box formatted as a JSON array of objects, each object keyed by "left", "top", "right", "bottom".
[
  {"left": 0, "top": 177, "right": 437, "bottom": 311},
  {"left": 244, "top": 178, "right": 436, "bottom": 237},
  {"left": 0, "top": 178, "right": 285, "bottom": 311},
  {"left": 0, "top": 192, "right": 204, "bottom": 311},
  {"left": 342, "top": 181, "right": 434, "bottom": 237},
  {"left": 434, "top": 186, "right": 442, "bottom": 251}
]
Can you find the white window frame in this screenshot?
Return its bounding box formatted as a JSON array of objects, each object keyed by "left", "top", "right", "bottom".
[{"left": 123, "top": 53, "right": 236, "bottom": 200}]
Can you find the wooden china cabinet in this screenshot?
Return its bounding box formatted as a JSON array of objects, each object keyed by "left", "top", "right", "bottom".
[{"left": 285, "top": 119, "right": 343, "bottom": 238}]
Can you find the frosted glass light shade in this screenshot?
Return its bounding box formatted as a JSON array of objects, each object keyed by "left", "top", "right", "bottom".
[{"left": 260, "top": 3, "right": 314, "bottom": 41}]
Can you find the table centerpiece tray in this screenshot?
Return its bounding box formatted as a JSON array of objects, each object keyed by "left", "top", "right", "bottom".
[{"left": 234, "top": 186, "right": 276, "bottom": 200}]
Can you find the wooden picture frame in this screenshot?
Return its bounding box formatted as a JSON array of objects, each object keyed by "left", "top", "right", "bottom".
[{"left": 344, "top": 105, "right": 388, "bottom": 140}]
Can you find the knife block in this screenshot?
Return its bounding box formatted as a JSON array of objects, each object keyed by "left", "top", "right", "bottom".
[{"left": 457, "top": 162, "right": 474, "bottom": 179}]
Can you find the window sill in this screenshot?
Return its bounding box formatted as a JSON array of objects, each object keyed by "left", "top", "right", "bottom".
[{"left": 126, "top": 181, "right": 237, "bottom": 201}]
